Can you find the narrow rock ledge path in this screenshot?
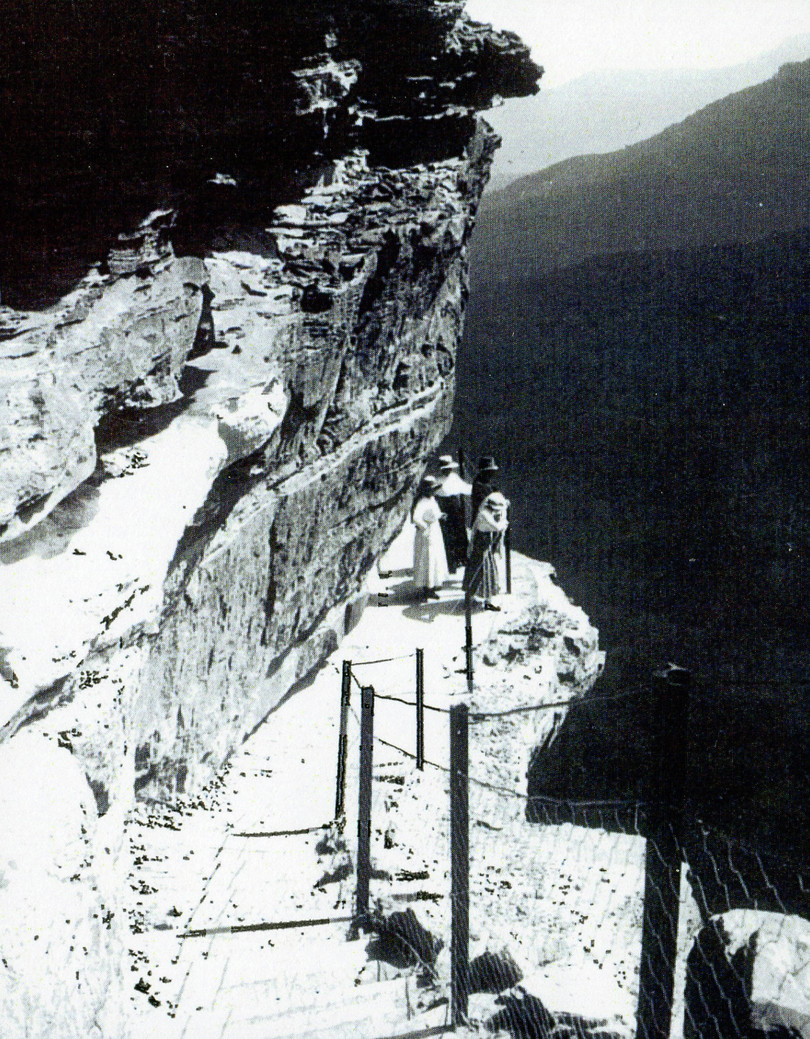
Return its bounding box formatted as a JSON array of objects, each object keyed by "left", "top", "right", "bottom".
[{"left": 122, "top": 524, "right": 611, "bottom": 1039}]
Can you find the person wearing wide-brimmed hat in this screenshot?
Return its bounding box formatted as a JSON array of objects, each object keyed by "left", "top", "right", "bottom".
[
  {"left": 412, "top": 475, "right": 449, "bottom": 600},
  {"left": 463, "top": 490, "right": 510, "bottom": 610},
  {"left": 435, "top": 455, "right": 471, "bottom": 573},
  {"left": 471, "top": 455, "right": 501, "bottom": 522}
]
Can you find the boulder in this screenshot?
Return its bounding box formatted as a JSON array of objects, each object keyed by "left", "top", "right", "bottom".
[
  {"left": 469, "top": 948, "right": 524, "bottom": 994},
  {"left": 370, "top": 907, "right": 443, "bottom": 967},
  {"left": 486, "top": 989, "right": 557, "bottom": 1038},
  {"left": 685, "top": 911, "right": 810, "bottom": 1039},
  {"left": 487, "top": 964, "right": 635, "bottom": 1039}
]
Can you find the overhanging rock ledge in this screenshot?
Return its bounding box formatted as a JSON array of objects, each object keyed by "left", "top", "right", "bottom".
[
  {"left": 1, "top": 0, "right": 539, "bottom": 785},
  {"left": 0, "top": 7, "right": 539, "bottom": 1035}
]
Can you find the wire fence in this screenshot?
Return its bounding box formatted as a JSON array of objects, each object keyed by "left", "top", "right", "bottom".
[
  {"left": 337, "top": 657, "right": 810, "bottom": 1039},
  {"left": 343, "top": 676, "right": 454, "bottom": 1035}
]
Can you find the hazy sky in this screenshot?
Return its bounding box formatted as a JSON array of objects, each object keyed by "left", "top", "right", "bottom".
[{"left": 466, "top": 0, "right": 810, "bottom": 86}]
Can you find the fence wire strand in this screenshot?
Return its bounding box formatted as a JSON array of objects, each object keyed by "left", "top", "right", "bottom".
[{"left": 342, "top": 664, "right": 809, "bottom": 1039}]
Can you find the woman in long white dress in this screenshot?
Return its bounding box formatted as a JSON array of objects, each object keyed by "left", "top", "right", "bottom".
[{"left": 412, "top": 475, "right": 449, "bottom": 600}]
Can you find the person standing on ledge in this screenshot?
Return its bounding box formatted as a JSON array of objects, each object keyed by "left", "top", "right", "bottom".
[
  {"left": 463, "top": 491, "right": 510, "bottom": 611},
  {"left": 412, "top": 475, "right": 449, "bottom": 601},
  {"left": 435, "top": 455, "right": 471, "bottom": 573},
  {"left": 471, "top": 455, "right": 501, "bottom": 522}
]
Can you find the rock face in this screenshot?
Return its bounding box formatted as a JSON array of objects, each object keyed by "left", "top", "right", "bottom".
[
  {"left": 0, "top": 732, "right": 129, "bottom": 1039},
  {"left": 685, "top": 912, "right": 810, "bottom": 1039},
  {"left": 0, "top": 2, "right": 538, "bottom": 1035},
  {"left": 1, "top": 212, "right": 206, "bottom": 542}
]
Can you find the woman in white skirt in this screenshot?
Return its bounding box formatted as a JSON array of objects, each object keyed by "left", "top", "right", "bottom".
[{"left": 412, "top": 475, "right": 449, "bottom": 600}]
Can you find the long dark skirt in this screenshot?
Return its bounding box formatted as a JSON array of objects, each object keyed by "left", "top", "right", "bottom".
[
  {"left": 463, "top": 531, "right": 502, "bottom": 600},
  {"left": 438, "top": 495, "right": 468, "bottom": 572}
]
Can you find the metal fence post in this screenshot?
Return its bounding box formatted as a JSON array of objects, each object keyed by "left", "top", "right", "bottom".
[
  {"left": 450, "top": 703, "right": 470, "bottom": 1027},
  {"left": 355, "top": 685, "right": 375, "bottom": 931},
  {"left": 335, "top": 661, "right": 352, "bottom": 820},
  {"left": 637, "top": 664, "right": 691, "bottom": 1039},
  {"left": 416, "top": 648, "right": 425, "bottom": 770},
  {"left": 464, "top": 591, "right": 474, "bottom": 694}
]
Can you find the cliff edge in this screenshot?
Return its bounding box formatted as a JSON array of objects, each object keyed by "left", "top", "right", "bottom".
[
  {"left": 1, "top": 0, "right": 538, "bottom": 786},
  {"left": 0, "top": 3, "right": 538, "bottom": 1036}
]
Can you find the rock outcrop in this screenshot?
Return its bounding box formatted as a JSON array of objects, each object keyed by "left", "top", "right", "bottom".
[
  {"left": 0, "top": 2, "right": 538, "bottom": 1035},
  {"left": 685, "top": 912, "right": 810, "bottom": 1039},
  {"left": 1, "top": 0, "right": 539, "bottom": 786}
]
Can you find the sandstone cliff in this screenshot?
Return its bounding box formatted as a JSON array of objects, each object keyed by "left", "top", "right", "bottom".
[
  {"left": 1, "top": 0, "right": 538, "bottom": 789},
  {"left": 0, "top": 3, "right": 538, "bottom": 1035}
]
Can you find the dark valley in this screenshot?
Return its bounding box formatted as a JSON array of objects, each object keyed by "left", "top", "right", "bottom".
[{"left": 457, "top": 59, "right": 810, "bottom": 856}]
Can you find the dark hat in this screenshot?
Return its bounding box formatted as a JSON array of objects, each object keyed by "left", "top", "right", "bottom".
[
  {"left": 421, "top": 475, "right": 440, "bottom": 491},
  {"left": 477, "top": 455, "right": 499, "bottom": 473},
  {"left": 438, "top": 454, "right": 459, "bottom": 471}
]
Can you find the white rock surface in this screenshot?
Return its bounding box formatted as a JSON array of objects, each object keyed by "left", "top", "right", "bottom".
[
  {"left": 0, "top": 732, "right": 130, "bottom": 1039},
  {"left": 724, "top": 910, "right": 810, "bottom": 1037}
]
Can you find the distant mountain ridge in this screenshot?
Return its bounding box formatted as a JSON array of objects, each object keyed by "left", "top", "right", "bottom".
[
  {"left": 457, "top": 50, "right": 810, "bottom": 846},
  {"left": 474, "top": 57, "right": 810, "bottom": 284},
  {"left": 484, "top": 33, "right": 810, "bottom": 192}
]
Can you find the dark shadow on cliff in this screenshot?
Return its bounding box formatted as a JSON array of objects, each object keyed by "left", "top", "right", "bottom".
[
  {"left": 0, "top": 1, "right": 334, "bottom": 307},
  {"left": 526, "top": 655, "right": 659, "bottom": 823},
  {"left": 527, "top": 656, "right": 810, "bottom": 920},
  {"left": 459, "top": 227, "right": 810, "bottom": 864},
  {"left": 0, "top": 481, "right": 101, "bottom": 564},
  {"left": 1, "top": 0, "right": 538, "bottom": 308}
]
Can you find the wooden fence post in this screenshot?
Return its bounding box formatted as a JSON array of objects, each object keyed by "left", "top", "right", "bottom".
[
  {"left": 464, "top": 592, "right": 474, "bottom": 694},
  {"left": 504, "top": 524, "right": 512, "bottom": 594},
  {"left": 355, "top": 685, "right": 375, "bottom": 931},
  {"left": 415, "top": 648, "right": 425, "bottom": 770},
  {"left": 637, "top": 664, "right": 691, "bottom": 1039},
  {"left": 335, "top": 660, "right": 352, "bottom": 820},
  {"left": 450, "top": 703, "right": 470, "bottom": 1027}
]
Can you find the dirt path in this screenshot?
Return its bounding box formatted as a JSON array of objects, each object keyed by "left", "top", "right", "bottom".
[{"left": 121, "top": 524, "right": 639, "bottom": 1039}]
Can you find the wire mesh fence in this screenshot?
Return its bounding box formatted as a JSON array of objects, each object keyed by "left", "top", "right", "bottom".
[
  {"left": 464, "top": 697, "right": 650, "bottom": 1039},
  {"left": 332, "top": 657, "right": 456, "bottom": 1035},
  {"left": 678, "top": 815, "right": 810, "bottom": 1039},
  {"left": 343, "top": 654, "right": 810, "bottom": 1039}
]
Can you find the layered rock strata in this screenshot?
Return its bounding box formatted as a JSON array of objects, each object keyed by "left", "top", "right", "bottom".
[
  {"left": 1, "top": 0, "right": 539, "bottom": 789},
  {"left": 0, "top": 3, "right": 538, "bottom": 1035}
]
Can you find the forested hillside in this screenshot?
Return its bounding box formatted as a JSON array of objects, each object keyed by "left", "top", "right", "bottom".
[
  {"left": 456, "top": 62, "right": 810, "bottom": 852},
  {"left": 475, "top": 59, "right": 810, "bottom": 278},
  {"left": 483, "top": 33, "right": 810, "bottom": 191}
]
